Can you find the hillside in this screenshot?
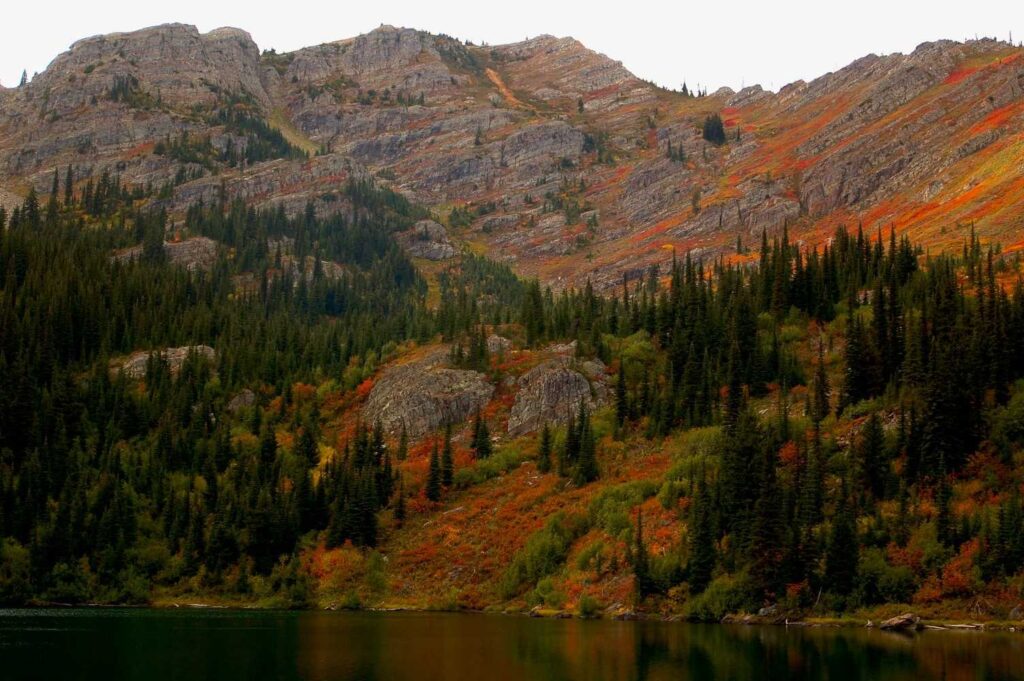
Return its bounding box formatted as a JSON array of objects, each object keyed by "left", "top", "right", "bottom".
[
  {"left": 2, "top": 24, "right": 1024, "bottom": 626},
  {"left": 2, "top": 25, "right": 1023, "bottom": 289}
]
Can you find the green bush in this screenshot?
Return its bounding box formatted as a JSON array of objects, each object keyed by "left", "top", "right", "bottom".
[
  {"left": 453, "top": 445, "right": 525, "bottom": 489},
  {"left": 588, "top": 481, "right": 657, "bottom": 539},
  {"left": 855, "top": 548, "right": 915, "bottom": 606},
  {"left": 575, "top": 540, "right": 607, "bottom": 573},
  {"left": 683, "top": 573, "right": 751, "bottom": 622},
  {"left": 499, "top": 513, "right": 588, "bottom": 599},
  {"left": 578, "top": 594, "right": 602, "bottom": 618},
  {"left": 990, "top": 384, "right": 1024, "bottom": 456},
  {"left": 44, "top": 559, "right": 94, "bottom": 604},
  {"left": 528, "top": 577, "right": 566, "bottom": 608},
  {"left": 0, "top": 539, "right": 31, "bottom": 605}
]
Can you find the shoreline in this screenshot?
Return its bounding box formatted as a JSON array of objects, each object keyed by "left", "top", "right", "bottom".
[{"left": 14, "top": 599, "right": 1024, "bottom": 633}]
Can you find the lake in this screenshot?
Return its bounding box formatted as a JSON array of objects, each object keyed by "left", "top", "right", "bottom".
[{"left": 1, "top": 608, "right": 1022, "bottom": 680}]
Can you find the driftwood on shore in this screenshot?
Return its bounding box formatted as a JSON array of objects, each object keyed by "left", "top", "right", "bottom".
[{"left": 880, "top": 613, "right": 921, "bottom": 631}]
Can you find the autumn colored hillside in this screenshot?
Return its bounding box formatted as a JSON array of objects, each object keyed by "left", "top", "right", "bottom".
[
  {"left": 4, "top": 23, "right": 1024, "bottom": 627},
  {"left": 2, "top": 26, "right": 1022, "bottom": 291}
]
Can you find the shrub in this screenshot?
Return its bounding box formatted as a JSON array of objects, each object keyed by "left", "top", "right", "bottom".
[
  {"left": 578, "top": 594, "right": 602, "bottom": 618},
  {"left": 989, "top": 385, "right": 1024, "bottom": 457},
  {"left": 529, "top": 577, "right": 566, "bottom": 608},
  {"left": 683, "top": 573, "right": 752, "bottom": 622},
  {"left": 453, "top": 445, "right": 525, "bottom": 489},
  {"left": 855, "top": 548, "right": 915, "bottom": 606},
  {"left": 499, "top": 513, "right": 588, "bottom": 599},
  {"left": 0, "top": 539, "right": 31, "bottom": 605},
  {"left": 588, "top": 481, "right": 657, "bottom": 539}
]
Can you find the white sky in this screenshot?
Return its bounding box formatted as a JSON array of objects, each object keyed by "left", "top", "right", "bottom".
[{"left": 1, "top": 0, "right": 1019, "bottom": 92}]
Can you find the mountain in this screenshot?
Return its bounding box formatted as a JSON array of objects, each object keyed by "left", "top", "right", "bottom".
[
  {"left": 2, "top": 24, "right": 1022, "bottom": 288},
  {"left": 4, "top": 24, "right": 1024, "bottom": 623}
]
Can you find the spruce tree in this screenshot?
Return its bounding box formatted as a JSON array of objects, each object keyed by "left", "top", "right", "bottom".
[
  {"left": 426, "top": 442, "right": 442, "bottom": 502},
  {"left": 810, "top": 339, "right": 830, "bottom": 424},
  {"left": 615, "top": 363, "right": 629, "bottom": 427},
  {"left": 441, "top": 423, "right": 454, "bottom": 488},
  {"left": 688, "top": 478, "right": 715, "bottom": 593},
  {"left": 537, "top": 423, "right": 552, "bottom": 473},
  {"left": 394, "top": 475, "right": 406, "bottom": 524},
  {"left": 859, "top": 412, "right": 886, "bottom": 501},
  {"left": 633, "top": 508, "right": 653, "bottom": 600},
  {"left": 573, "top": 404, "right": 599, "bottom": 485},
  {"left": 824, "top": 484, "right": 858, "bottom": 597},
  {"left": 471, "top": 409, "right": 492, "bottom": 459}
]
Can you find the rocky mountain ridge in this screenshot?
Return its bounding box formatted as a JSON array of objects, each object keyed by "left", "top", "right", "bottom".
[{"left": 2, "top": 24, "right": 1023, "bottom": 288}]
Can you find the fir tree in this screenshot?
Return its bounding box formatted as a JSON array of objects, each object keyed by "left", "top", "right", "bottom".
[
  {"left": 633, "top": 508, "right": 653, "bottom": 600},
  {"left": 688, "top": 478, "right": 715, "bottom": 593},
  {"left": 441, "top": 423, "right": 454, "bottom": 488},
  {"left": 426, "top": 442, "right": 442, "bottom": 502},
  {"left": 537, "top": 423, "right": 552, "bottom": 473},
  {"left": 825, "top": 484, "right": 858, "bottom": 597}
]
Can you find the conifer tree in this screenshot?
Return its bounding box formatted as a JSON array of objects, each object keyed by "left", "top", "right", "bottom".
[
  {"left": 810, "top": 339, "right": 830, "bottom": 424},
  {"left": 825, "top": 483, "right": 858, "bottom": 597},
  {"left": 426, "top": 442, "right": 442, "bottom": 502},
  {"left": 633, "top": 508, "right": 653, "bottom": 600},
  {"left": 858, "top": 412, "right": 886, "bottom": 501},
  {"left": 615, "top": 362, "right": 629, "bottom": 427},
  {"left": 441, "top": 423, "right": 454, "bottom": 488},
  {"left": 394, "top": 475, "right": 406, "bottom": 524},
  {"left": 688, "top": 478, "right": 715, "bottom": 593},
  {"left": 573, "top": 404, "right": 599, "bottom": 485},
  {"left": 471, "top": 409, "right": 492, "bottom": 459},
  {"left": 537, "top": 424, "right": 552, "bottom": 473}
]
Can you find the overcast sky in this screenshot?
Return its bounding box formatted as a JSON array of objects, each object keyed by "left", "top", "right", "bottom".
[{"left": 1, "top": 0, "right": 1019, "bottom": 92}]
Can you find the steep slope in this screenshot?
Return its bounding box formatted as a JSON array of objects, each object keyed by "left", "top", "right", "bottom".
[{"left": 1, "top": 25, "right": 1023, "bottom": 288}]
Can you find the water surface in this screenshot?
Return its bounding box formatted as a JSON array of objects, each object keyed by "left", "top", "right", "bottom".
[{"left": 1, "top": 608, "right": 1022, "bottom": 680}]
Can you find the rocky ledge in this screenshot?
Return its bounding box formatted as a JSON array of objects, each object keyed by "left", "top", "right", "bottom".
[
  {"left": 363, "top": 348, "right": 494, "bottom": 438},
  {"left": 394, "top": 220, "right": 456, "bottom": 260},
  {"left": 117, "top": 345, "right": 216, "bottom": 379},
  {"left": 507, "top": 352, "right": 607, "bottom": 436}
]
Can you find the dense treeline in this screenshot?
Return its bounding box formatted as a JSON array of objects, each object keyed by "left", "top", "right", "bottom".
[
  {"left": 3, "top": 166, "right": 1024, "bottom": 615},
  {"left": 0, "top": 176, "right": 505, "bottom": 605},
  {"left": 505, "top": 222, "right": 1024, "bottom": 616}
]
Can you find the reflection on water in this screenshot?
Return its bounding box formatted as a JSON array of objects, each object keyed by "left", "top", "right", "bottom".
[{"left": 0, "top": 609, "right": 1022, "bottom": 681}]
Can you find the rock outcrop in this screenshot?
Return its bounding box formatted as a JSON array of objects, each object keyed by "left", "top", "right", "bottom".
[
  {"left": 394, "top": 219, "right": 456, "bottom": 260},
  {"left": 118, "top": 345, "right": 216, "bottom": 379},
  {"left": 507, "top": 355, "right": 607, "bottom": 436},
  {"left": 486, "top": 334, "right": 513, "bottom": 355},
  {"left": 113, "top": 236, "right": 219, "bottom": 271},
  {"left": 226, "top": 388, "right": 256, "bottom": 413},
  {"left": 3, "top": 25, "right": 1024, "bottom": 292},
  {"left": 363, "top": 348, "right": 494, "bottom": 438}
]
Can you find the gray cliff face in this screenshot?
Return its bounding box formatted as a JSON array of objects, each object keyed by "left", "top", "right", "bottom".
[
  {"left": 507, "top": 354, "right": 608, "bottom": 437},
  {"left": 2, "top": 25, "right": 1023, "bottom": 290},
  {"left": 362, "top": 349, "right": 494, "bottom": 438},
  {"left": 25, "top": 24, "right": 267, "bottom": 116},
  {"left": 395, "top": 220, "right": 456, "bottom": 260},
  {"left": 118, "top": 345, "right": 216, "bottom": 379}
]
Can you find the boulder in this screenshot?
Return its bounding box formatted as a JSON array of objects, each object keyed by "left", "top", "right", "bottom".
[
  {"left": 507, "top": 356, "right": 606, "bottom": 436},
  {"left": 363, "top": 348, "right": 493, "bottom": 438},
  {"left": 226, "top": 388, "right": 256, "bottom": 413},
  {"left": 394, "top": 220, "right": 456, "bottom": 260},
  {"left": 879, "top": 613, "right": 921, "bottom": 631},
  {"left": 486, "top": 334, "right": 512, "bottom": 355}
]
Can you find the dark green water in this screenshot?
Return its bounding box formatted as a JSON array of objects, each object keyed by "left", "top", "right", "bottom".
[{"left": 1, "top": 609, "right": 1023, "bottom": 681}]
